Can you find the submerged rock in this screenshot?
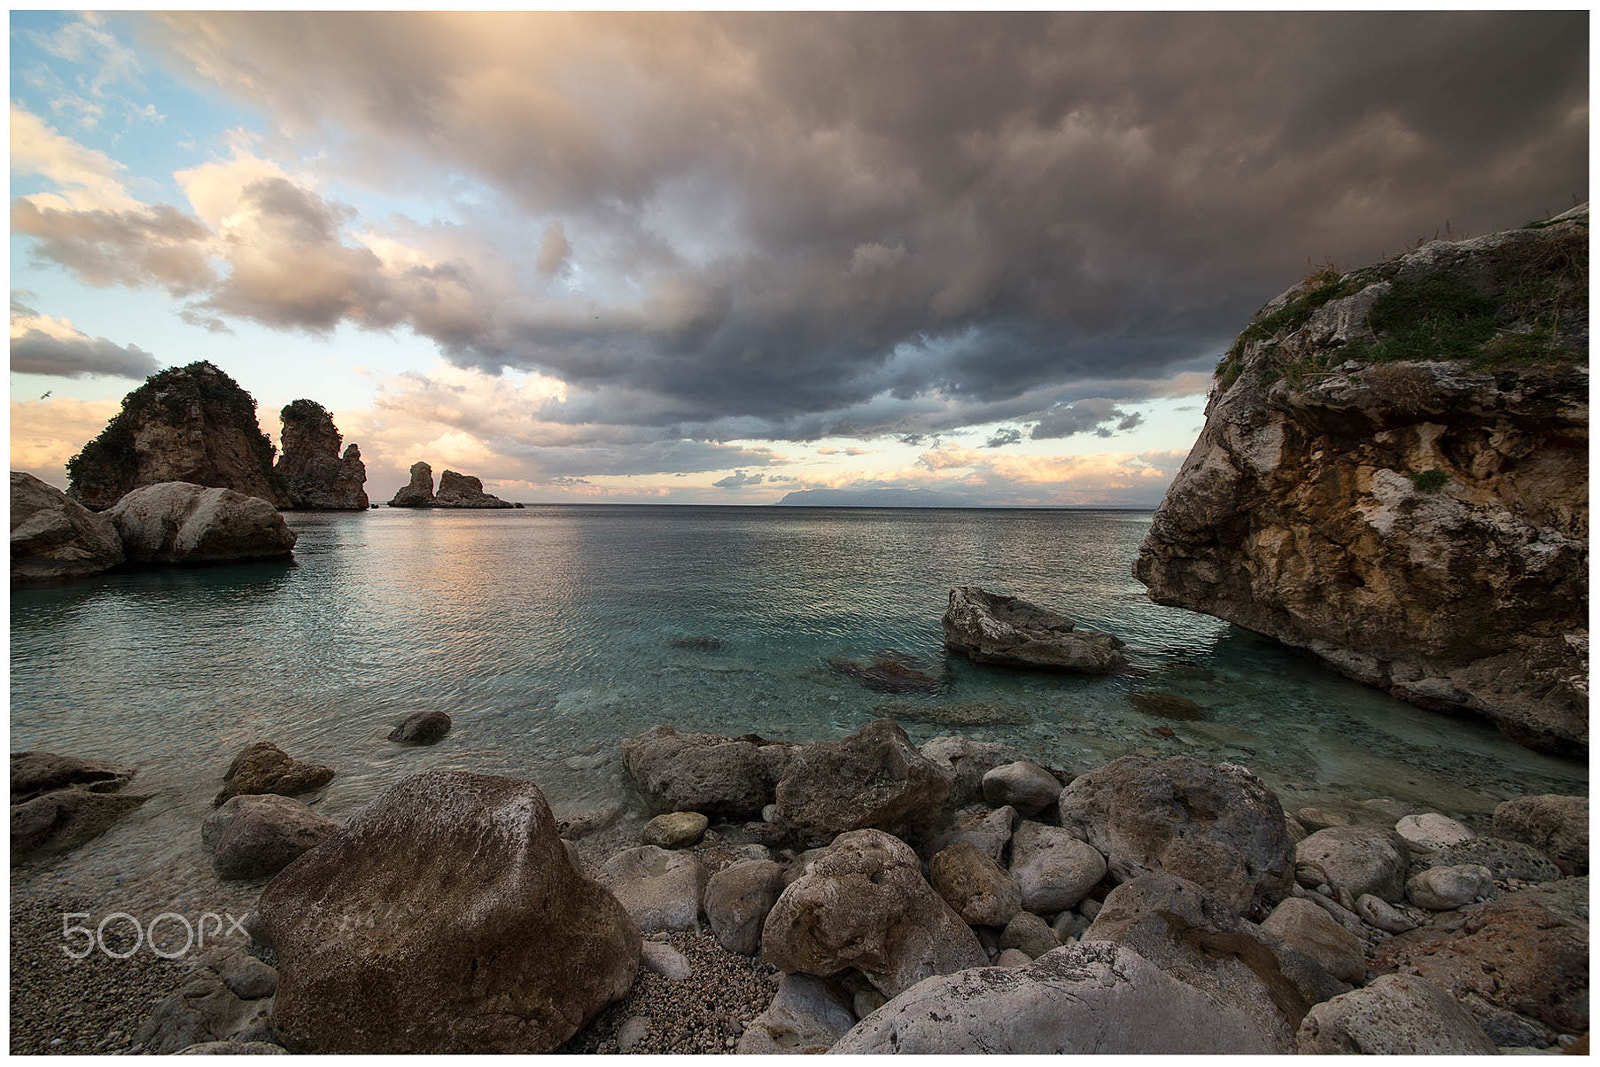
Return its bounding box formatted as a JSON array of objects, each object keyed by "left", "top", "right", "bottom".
[
  {"left": 258, "top": 770, "right": 639, "bottom": 1053},
  {"left": 109, "top": 482, "right": 296, "bottom": 564},
  {"left": 388, "top": 461, "right": 435, "bottom": 507},
  {"left": 67, "top": 361, "right": 287, "bottom": 510},
  {"left": 772, "top": 719, "right": 952, "bottom": 846},
  {"left": 11, "top": 471, "right": 125, "bottom": 583},
  {"left": 387, "top": 710, "right": 451, "bottom": 746},
  {"left": 274, "top": 400, "right": 368, "bottom": 510},
  {"left": 213, "top": 742, "right": 334, "bottom": 808},
  {"left": 942, "top": 585, "right": 1128, "bottom": 673},
  {"left": 827, "top": 651, "right": 948, "bottom": 694},
  {"left": 12, "top": 751, "right": 136, "bottom": 801},
  {"left": 201, "top": 794, "right": 339, "bottom": 880},
  {"left": 1127, "top": 690, "right": 1203, "bottom": 720},
  {"left": 1134, "top": 210, "right": 1589, "bottom": 756}
]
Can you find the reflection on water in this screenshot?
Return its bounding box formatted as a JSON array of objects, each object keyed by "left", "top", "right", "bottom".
[{"left": 11, "top": 505, "right": 1586, "bottom": 911}]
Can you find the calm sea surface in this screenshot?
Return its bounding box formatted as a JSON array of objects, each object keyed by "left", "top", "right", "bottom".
[{"left": 11, "top": 505, "right": 1586, "bottom": 909}]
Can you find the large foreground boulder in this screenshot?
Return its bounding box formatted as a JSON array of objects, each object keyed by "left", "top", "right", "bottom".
[
  {"left": 829, "top": 940, "right": 1276, "bottom": 1054},
  {"left": 942, "top": 586, "right": 1128, "bottom": 673},
  {"left": 1056, "top": 756, "right": 1294, "bottom": 915},
  {"left": 622, "top": 725, "right": 793, "bottom": 820},
  {"left": 11, "top": 472, "right": 125, "bottom": 582},
  {"left": 109, "top": 483, "right": 296, "bottom": 563},
  {"left": 258, "top": 771, "right": 640, "bottom": 1053},
  {"left": 772, "top": 719, "right": 952, "bottom": 846},
  {"left": 761, "top": 829, "right": 986, "bottom": 998}
]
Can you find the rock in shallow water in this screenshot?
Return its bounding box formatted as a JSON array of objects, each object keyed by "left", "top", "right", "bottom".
[
  {"left": 942, "top": 585, "right": 1128, "bottom": 673},
  {"left": 214, "top": 742, "right": 335, "bottom": 808},
  {"left": 109, "top": 482, "right": 296, "bottom": 563},
  {"left": 10, "top": 471, "right": 125, "bottom": 583},
  {"left": 202, "top": 794, "right": 338, "bottom": 880},
  {"left": 388, "top": 710, "right": 451, "bottom": 745},
  {"left": 10, "top": 751, "right": 146, "bottom": 861},
  {"left": 258, "top": 770, "right": 639, "bottom": 1053}
]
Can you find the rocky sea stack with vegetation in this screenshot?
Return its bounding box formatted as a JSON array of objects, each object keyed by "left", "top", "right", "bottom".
[{"left": 1136, "top": 206, "right": 1589, "bottom": 757}]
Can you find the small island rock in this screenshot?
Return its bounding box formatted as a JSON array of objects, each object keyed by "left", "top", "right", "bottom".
[{"left": 943, "top": 585, "right": 1128, "bottom": 673}]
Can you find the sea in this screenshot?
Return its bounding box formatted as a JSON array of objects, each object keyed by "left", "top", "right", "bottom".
[{"left": 10, "top": 504, "right": 1587, "bottom": 912}]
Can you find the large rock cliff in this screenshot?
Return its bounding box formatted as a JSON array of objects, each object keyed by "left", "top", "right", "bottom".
[
  {"left": 274, "top": 400, "right": 369, "bottom": 510},
  {"left": 1135, "top": 207, "right": 1588, "bottom": 757},
  {"left": 67, "top": 362, "right": 287, "bottom": 510}
]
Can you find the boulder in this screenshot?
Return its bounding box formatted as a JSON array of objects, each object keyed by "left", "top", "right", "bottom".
[
  {"left": 175, "top": 1042, "right": 287, "bottom": 1055},
  {"left": 827, "top": 651, "right": 948, "bottom": 693},
  {"left": 998, "top": 911, "right": 1058, "bottom": 959},
  {"left": 931, "top": 805, "right": 1017, "bottom": 865},
  {"left": 11, "top": 472, "right": 126, "bottom": 582},
  {"left": 829, "top": 940, "right": 1277, "bottom": 1054},
  {"left": 704, "top": 859, "right": 786, "bottom": 955},
  {"left": 772, "top": 720, "right": 952, "bottom": 846},
  {"left": 274, "top": 400, "right": 368, "bottom": 509},
  {"left": 67, "top": 361, "right": 286, "bottom": 510},
  {"left": 201, "top": 794, "right": 338, "bottom": 880},
  {"left": 942, "top": 586, "right": 1127, "bottom": 673},
  {"left": 917, "top": 736, "right": 1027, "bottom": 807},
  {"left": 1406, "top": 864, "right": 1495, "bottom": 910},
  {"left": 1085, "top": 872, "right": 1351, "bottom": 1053},
  {"left": 928, "top": 840, "right": 1023, "bottom": 927},
  {"left": 596, "top": 845, "right": 707, "bottom": 932},
  {"left": 214, "top": 742, "right": 334, "bottom": 807},
  {"left": 736, "top": 973, "right": 856, "bottom": 1054},
  {"left": 257, "top": 770, "right": 639, "bottom": 1053},
  {"left": 761, "top": 829, "right": 986, "bottom": 998},
  {"left": 1057, "top": 756, "right": 1294, "bottom": 915},
  {"left": 1009, "top": 821, "right": 1106, "bottom": 914},
  {"left": 434, "top": 469, "right": 514, "bottom": 508},
  {"left": 388, "top": 461, "right": 435, "bottom": 507},
  {"left": 109, "top": 483, "right": 296, "bottom": 564},
  {"left": 1127, "top": 690, "right": 1203, "bottom": 720},
  {"left": 11, "top": 751, "right": 146, "bottom": 861},
  {"left": 1493, "top": 794, "right": 1588, "bottom": 874},
  {"left": 1260, "top": 897, "right": 1366, "bottom": 984},
  {"left": 1355, "top": 893, "right": 1417, "bottom": 934},
  {"left": 640, "top": 811, "right": 708, "bottom": 849},
  {"left": 980, "top": 761, "right": 1062, "bottom": 817},
  {"left": 135, "top": 948, "right": 278, "bottom": 1054},
  {"left": 1395, "top": 812, "right": 1476, "bottom": 852},
  {"left": 1415, "top": 837, "right": 1563, "bottom": 883},
  {"left": 1367, "top": 879, "right": 1589, "bottom": 1044},
  {"left": 621, "top": 725, "right": 793, "bottom": 821},
  {"left": 12, "top": 751, "right": 135, "bottom": 801},
  {"left": 1295, "top": 825, "right": 1409, "bottom": 902},
  {"left": 1296, "top": 973, "right": 1499, "bottom": 1055},
  {"left": 388, "top": 710, "right": 451, "bottom": 745}
]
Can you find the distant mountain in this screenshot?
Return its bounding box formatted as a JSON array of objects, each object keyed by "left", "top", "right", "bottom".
[{"left": 774, "top": 487, "right": 966, "bottom": 507}]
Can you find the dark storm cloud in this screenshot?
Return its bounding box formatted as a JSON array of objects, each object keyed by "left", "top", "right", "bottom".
[
  {"left": 712, "top": 470, "right": 765, "bottom": 489},
  {"left": 1031, "top": 399, "right": 1145, "bottom": 441},
  {"left": 115, "top": 12, "right": 1594, "bottom": 440},
  {"left": 984, "top": 427, "right": 1023, "bottom": 449},
  {"left": 11, "top": 326, "right": 161, "bottom": 379}
]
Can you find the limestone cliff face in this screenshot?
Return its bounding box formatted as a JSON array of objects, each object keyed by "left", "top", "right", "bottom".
[
  {"left": 1135, "top": 207, "right": 1588, "bottom": 756},
  {"left": 275, "top": 400, "right": 369, "bottom": 510},
  {"left": 67, "top": 362, "right": 286, "bottom": 510}
]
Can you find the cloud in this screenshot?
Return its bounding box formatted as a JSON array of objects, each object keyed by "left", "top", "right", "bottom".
[
  {"left": 10, "top": 395, "right": 122, "bottom": 486},
  {"left": 10, "top": 303, "right": 162, "bottom": 379},
  {"left": 10, "top": 103, "right": 140, "bottom": 212},
  {"left": 984, "top": 427, "right": 1023, "bottom": 448},
  {"left": 712, "top": 470, "right": 764, "bottom": 489},
  {"left": 1030, "top": 398, "right": 1144, "bottom": 440}
]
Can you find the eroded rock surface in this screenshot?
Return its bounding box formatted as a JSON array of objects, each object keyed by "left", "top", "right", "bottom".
[
  {"left": 109, "top": 483, "right": 296, "bottom": 564},
  {"left": 213, "top": 742, "right": 334, "bottom": 808},
  {"left": 11, "top": 471, "right": 125, "bottom": 582},
  {"left": 388, "top": 461, "right": 435, "bottom": 507},
  {"left": 772, "top": 719, "right": 951, "bottom": 846},
  {"left": 201, "top": 794, "right": 338, "bottom": 880},
  {"left": 622, "top": 725, "right": 793, "bottom": 821},
  {"left": 942, "top": 585, "right": 1127, "bottom": 673},
  {"left": 274, "top": 400, "right": 367, "bottom": 510},
  {"left": 434, "top": 469, "right": 514, "bottom": 508},
  {"left": 1297, "top": 973, "right": 1499, "bottom": 1055}
]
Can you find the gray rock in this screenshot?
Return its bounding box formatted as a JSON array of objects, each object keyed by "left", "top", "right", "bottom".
[
  {"left": 1406, "top": 864, "right": 1496, "bottom": 910},
  {"left": 929, "top": 840, "right": 1023, "bottom": 927},
  {"left": 258, "top": 771, "right": 639, "bottom": 1053},
  {"left": 942, "top": 585, "right": 1128, "bottom": 673},
  {"left": 917, "top": 736, "right": 1027, "bottom": 807},
  {"left": 10, "top": 471, "right": 125, "bottom": 582},
  {"left": 1493, "top": 794, "right": 1588, "bottom": 874},
  {"left": 761, "top": 829, "right": 986, "bottom": 998},
  {"left": 1058, "top": 756, "right": 1293, "bottom": 916},
  {"left": 202, "top": 794, "right": 338, "bottom": 880},
  {"left": 1296, "top": 807, "right": 1351, "bottom": 832},
  {"left": 214, "top": 741, "right": 334, "bottom": 808},
  {"left": 640, "top": 940, "right": 693, "bottom": 981},
  {"left": 1417, "top": 837, "right": 1563, "bottom": 883},
  {"left": 980, "top": 761, "right": 1062, "bottom": 817},
  {"left": 621, "top": 724, "right": 793, "bottom": 820},
  {"left": 617, "top": 1016, "right": 650, "bottom": 1053},
  {"left": 1355, "top": 893, "right": 1417, "bottom": 934},
  {"left": 994, "top": 948, "right": 1033, "bottom": 968},
  {"left": 135, "top": 948, "right": 278, "bottom": 1054},
  {"left": 999, "top": 911, "right": 1058, "bottom": 959},
  {"left": 11, "top": 751, "right": 136, "bottom": 801},
  {"left": 11, "top": 756, "right": 147, "bottom": 861},
  {"left": 640, "top": 811, "right": 708, "bottom": 849},
  {"left": 922, "top": 805, "right": 1016, "bottom": 864},
  {"left": 596, "top": 845, "right": 707, "bottom": 933},
  {"left": 737, "top": 973, "right": 856, "bottom": 1054},
  {"left": 704, "top": 859, "right": 785, "bottom": 955},
  {"left": 1295, "top": 825, "right": 1409, "bottom": 902},
  {"left": 109, "top": 482, "right": 296, "bottom": 563},
  {"left": 1260, "top": 897, "right": 1366, "bottom": 984},
  {"left": 1395, "top": 812, "right": 1475, "bottom": 852},
  {"left": 387, "top": 710, "right": 451, "bottom": 745},
  {"left": 1009, "top": 821, "right": 1106, "bottom": 914},
  {"left": 829, "top": 941, "right": 1277, "bottom": 1054},
  {"left": 175, "top": 1042, "right": 287, "bottom": 1055},
  {"left": 1297, "top": 973, "right": 1499, "bottom": 1054},
  {"left": 773, "top": 719, "right": 951, "bottom": 846}
]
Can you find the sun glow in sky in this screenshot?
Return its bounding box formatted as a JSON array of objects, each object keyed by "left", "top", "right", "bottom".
[{"left": 8, "top": 12, "right": 1588, "bottom": 505}]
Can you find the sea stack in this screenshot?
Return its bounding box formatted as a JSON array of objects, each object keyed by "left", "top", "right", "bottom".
[
  {"left": 388, "top": 464, "right": 514, "bottom": 508},
  {"left": 275, "top": 400, "right": 369, "bottom": 510},
  {"left": 66, "top": 361, "right": 288, "bottom": 510},
  {"left": 1135, "top": 206, "right": 1589, "bottom": 757}
]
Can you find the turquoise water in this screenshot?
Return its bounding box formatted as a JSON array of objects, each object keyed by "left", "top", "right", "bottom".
[{"left": 11, "top": 505, "right": 1585, "bottom": 909}]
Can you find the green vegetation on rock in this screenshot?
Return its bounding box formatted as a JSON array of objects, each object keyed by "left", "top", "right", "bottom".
[{"left": 1406, "top": 469, "right": 1450, "bottom": 494}]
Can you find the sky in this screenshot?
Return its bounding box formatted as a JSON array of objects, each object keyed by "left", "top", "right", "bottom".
[{"left": 8, "top": 11, "right": 1590, "bottom": 506}]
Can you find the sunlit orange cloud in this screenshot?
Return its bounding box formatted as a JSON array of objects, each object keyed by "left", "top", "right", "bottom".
[{"left": 10, "top": 397, "right": 121, "bottom": 488}]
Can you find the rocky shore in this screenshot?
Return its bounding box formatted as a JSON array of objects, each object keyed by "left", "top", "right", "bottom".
[{"left": 9, "top": 717, "right": 1588, "bottom": 1055}]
